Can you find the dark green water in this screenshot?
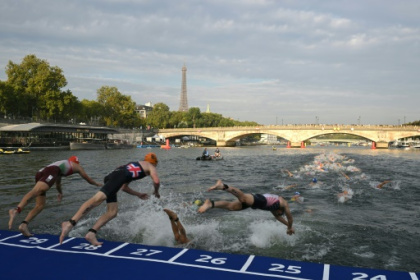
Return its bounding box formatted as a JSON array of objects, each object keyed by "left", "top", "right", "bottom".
[{"left": 1, "top": 145, "right": 419, "bottom": 272}]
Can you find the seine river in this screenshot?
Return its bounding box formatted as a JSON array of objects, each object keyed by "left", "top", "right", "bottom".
[{"left": 1, "top": 145, "right": 419, "bottom": 272}]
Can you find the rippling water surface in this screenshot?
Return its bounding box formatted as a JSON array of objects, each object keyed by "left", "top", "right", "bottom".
[{"left": 1, "top": 145, "right": 419, "bottom": 272}]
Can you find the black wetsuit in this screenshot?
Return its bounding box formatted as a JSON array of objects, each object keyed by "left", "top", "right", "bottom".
[
  {"left": 242, "top": 194, "right": 285, "bottom": 214},
  {"left": 100, "top": 162, "right": 146, "bottom": 203}
]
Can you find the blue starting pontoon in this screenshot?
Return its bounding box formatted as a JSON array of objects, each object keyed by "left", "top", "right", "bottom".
[{"left": 0, "top": 230, "right": 418, "bottom": 280}]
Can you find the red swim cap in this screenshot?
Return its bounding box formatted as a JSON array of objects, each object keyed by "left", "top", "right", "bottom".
[
  {"left": 144, "top": 153, "right": 158, "bottom": 165},
  {"left": 68, "top": 156, "right": 80, "bottom": 164}
]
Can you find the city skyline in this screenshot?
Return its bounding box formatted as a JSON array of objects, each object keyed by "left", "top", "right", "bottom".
[{"left": 0, "top": 1, "right": 419, "bottom": 125}]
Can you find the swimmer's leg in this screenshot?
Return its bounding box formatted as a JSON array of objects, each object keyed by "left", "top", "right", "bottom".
[
  {"left": 198, "top": 199, "right": 243, "bottom": 213},
  {"left": 164, "top": 209, "right": 181, "bottom": 242},
  {"left": 60, "top": 192, "right": 106, "bottom": 244}
]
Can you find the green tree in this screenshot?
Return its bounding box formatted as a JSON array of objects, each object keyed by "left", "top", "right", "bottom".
[
  {"left": 97, "top": 86, "right": 140, "bottom": 127},
  {"left": 0, "top": 80, "right": 18, "bottom": 117},
  {"left": 41, "top": 89, "right": 80, "bottom": 121},
  {"left": 5, "top": 54, "right": 68, "bottom": 119},
  {"left": 186, "top": 107, "right": 201, "bottom": 128},
  {"left": 201, "top": 112, "right": 224, "bottom": 127},
  {"left": 146, "top": 103, "right": 171, "bottom": 128},
  {"left": 233, "top": 120, "right": 259, "bottom": 126},
  {"left": 79, "top": 99, "right": 105, "bottom": 125},
  {"left": 407, "top": 120, "right": 420, "bottom": 126},
  {"left": 169, "top": 110, "right": 187, "bottom": 128},
  {"left": 219, "top": 117, "right": 235, "bottom": 127}
]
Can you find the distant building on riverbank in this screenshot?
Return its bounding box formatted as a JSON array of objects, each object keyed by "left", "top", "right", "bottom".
[
  {"left": 0, "top": 122, "right": 119, "bottom": 150},
  {"left": 0, "top": 123, "right": 157, "bottom": 150},
  {"left": 135, "top": 102, "right": 153, "bottom": 119}
]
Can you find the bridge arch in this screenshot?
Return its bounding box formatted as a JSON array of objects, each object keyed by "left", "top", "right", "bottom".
[{"left": 158, "top": 125, "right": 420, "bottom": 148}]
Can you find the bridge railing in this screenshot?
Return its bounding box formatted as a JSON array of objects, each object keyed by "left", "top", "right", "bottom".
[{"left": 159, "top": 124, "right": 419, "bottom": 132}]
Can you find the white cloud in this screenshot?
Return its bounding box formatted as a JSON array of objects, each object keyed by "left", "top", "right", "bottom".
[{"left": 0, "top": 0, "right": 419, "bottom": 125}]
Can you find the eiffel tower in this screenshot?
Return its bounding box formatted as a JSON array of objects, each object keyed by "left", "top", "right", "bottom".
[{"left": 178, "top": 64, "right": 189, "bottom": 112}]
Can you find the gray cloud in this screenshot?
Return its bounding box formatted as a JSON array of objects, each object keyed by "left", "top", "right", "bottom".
[{"left": 1, "top": 0, "right": 419, "bottom": 125}]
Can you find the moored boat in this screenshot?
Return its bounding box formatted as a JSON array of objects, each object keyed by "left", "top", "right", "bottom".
[
  {"left": 16, "top": 148, "right": 31, "bottom": 154},
  {"left": 70, "top": 138, "right": 106, "bottom": 150},
  {"left": 106, "top": 139, "right": 135, "bottom": 149},
  {"left": 1, "top": 148, "right": 16, "bottom": 154}
]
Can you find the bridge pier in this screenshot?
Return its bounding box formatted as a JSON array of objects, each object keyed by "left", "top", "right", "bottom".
[
  {"left": 289, "top": 142, "right": 303, "bottom": 148},
  {"left": 216, "top": 140, "right": 236, "bottom": 147},
  {"left": 374, "top": 142, "right": 389, "bottom": 149}
]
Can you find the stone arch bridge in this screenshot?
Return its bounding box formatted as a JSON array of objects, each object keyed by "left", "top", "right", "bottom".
[{"left": 158, "top": 125, "right": 420, "bottom": 149}]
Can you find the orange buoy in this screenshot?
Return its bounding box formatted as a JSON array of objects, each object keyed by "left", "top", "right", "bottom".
[{"left": 161, "top": 139, "right": 171, "bottom": 149}]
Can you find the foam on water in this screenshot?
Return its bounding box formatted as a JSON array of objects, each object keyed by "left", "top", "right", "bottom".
[
  {"left": 248, "top": 220, "right": 297, "bottom": 248},
  {"left": 2, "top": 147, "right": 419, "bottom": 272}
]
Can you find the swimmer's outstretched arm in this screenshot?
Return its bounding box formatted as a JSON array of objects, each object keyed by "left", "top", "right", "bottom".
[
  {"left": 122, "top": 184, "right": 149, "bottom": 200},
  {"left": 271, "top": 201, "right": 294, "bottom": 235},
  {"left": 340, "top": 171, "right": 350, "bottom": 180}
]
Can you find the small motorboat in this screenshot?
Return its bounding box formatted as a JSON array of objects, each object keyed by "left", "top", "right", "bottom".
[
  {"left": 196, "top": 155, "right": 223, "bottom": 161},
  {"left": 196, "top": 155, "right": 212, "bottom": 160}
]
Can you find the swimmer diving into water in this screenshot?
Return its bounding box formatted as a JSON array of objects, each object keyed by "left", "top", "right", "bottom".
[{"left": 198, "top": 180, "right": 295, "bottom": 236}]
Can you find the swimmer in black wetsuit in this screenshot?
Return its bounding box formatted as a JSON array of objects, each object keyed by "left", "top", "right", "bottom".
[
  {"left": 198, "top": 180, "right": 295, "bottom": 236},
  {"left": 60, "top": 153, "right": 160, "bottom": 246}
]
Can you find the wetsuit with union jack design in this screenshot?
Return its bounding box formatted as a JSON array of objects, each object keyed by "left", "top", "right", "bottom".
[{"left": 100, "top": 161, "right": 147, "bottom": 203}]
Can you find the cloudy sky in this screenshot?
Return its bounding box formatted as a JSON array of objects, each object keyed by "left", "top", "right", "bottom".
[{"left": 1, "top": 0, "right": 419, "bottom": 125}]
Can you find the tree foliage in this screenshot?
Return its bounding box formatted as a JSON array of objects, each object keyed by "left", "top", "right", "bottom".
[
  {"left": 144, "top": 104, "right": 258, "bottom": 129},
  {"left": 1, "top": 54, "right": 260, "bottom": 129},
  {"left": 146, "top": 103, "right": 171, "bottom": 128},
  {"left": 406, "top": 120, "right": 420, "bottom": 126},
  {"left": 4, "top": 54, "right": 71, "bottom": 121},
  {"left": 96, "top": 86, "right": 142, "bottom": 128},
  {"left": 0, "top": 81, "right": 17, "bottom": 116}
]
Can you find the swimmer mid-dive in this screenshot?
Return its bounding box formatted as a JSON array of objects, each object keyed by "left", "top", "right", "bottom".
[
  {"left": 283, "top": 184, "right": 297, "bottom": 191},
  {"left": 341, "top": 171, "right": 350, "bottom": 180},
  {"left": 283, "top": 169, "right": 294, "bottom": 177},
  {"left": 198, "top": 180, "right": 295, "bottom": 236},
  {"left": 8, "top": 156, "right": 102, "bottom": 237},
  {"left": 376, "top": 180, "right": 391, "bottom": 189},
  {"left": 309, "top": 178, "right": 320, "bottom": 187},
  {"left": 290, "top": 192, "right": 304, "bottom": 204},
  {"left": 164, "top": 209, "right": 190, "bottom": 245},
  {"left": 337, "top": 188, "right": 353, "bottom": 203}
]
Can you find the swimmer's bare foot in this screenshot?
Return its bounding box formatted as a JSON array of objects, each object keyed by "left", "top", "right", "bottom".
[
  {"left": 164, "top": 209, "right": 178, "bottom": 221},
  {"left": 8, "top": 208, "right": 18, "bottom": 229},
  {"left": 59, "top": 221, "right": 73, "bottom": 244},
  {"left": 207, "top": 180, "right": 225, "bottom": 191},
  {"left": 198, "top": 199, "right": 212, "bottom": 213},
  {"left": 85, "top": 231, "right": 103, "bottom": 246},
  {"left": 18, "top": 222, "right": 33, "bottom": 237}
]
